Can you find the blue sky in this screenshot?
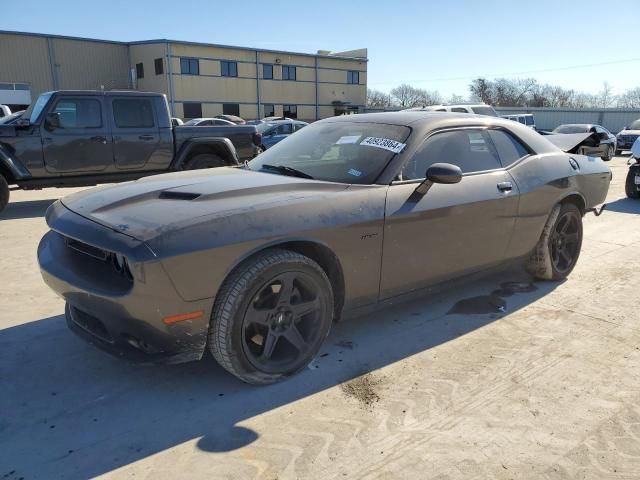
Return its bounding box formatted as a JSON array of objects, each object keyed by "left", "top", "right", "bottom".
[{"left": 4, "top": 0, "right": 639, "bottom": 98}]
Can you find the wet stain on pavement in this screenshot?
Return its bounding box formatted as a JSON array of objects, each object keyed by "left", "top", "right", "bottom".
[{"left": 447, "top": 282, "right": 537, "bottom": 315}]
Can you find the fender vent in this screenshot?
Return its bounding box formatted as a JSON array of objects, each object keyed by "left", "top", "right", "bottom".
[{"left": 159, "top": 191, "right": 201, "bottom": 200}]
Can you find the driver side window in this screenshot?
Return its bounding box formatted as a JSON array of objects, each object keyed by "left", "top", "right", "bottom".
[{"left": 402, "top": 129, "right": 501, "bottom": 180}]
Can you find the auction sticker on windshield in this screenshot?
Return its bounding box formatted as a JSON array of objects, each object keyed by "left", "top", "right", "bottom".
[{"left": 360, "top": 137, "right": 406, "bottom": 154}]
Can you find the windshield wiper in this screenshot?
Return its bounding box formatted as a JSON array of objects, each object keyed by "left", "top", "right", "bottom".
[{"left": 260, "top": 164, "right": 314, "bottom": 179}]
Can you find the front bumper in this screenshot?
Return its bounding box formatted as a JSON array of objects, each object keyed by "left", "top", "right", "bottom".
[{"left": 38, "top": 202, "right": 213, "bottom": 364}]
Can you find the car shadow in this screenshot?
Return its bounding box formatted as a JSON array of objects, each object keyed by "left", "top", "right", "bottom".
[
  {"left": 0, "top": 267, "right": 560, "bottom": 478},
  {"left": 0, "top": 199, "right": 56, "bottom": 220},
  {"left": 603, "top": 197, "right": 640, "bottom": 214}
]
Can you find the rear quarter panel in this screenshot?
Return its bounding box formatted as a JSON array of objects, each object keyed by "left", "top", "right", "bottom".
[{"left": 506, "top": 152, "right": 610, "bottom": 258}]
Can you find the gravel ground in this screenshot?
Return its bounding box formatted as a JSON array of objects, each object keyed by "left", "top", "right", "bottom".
[{"left": 1, "top": 156, "right": 639, "bottom": 479}]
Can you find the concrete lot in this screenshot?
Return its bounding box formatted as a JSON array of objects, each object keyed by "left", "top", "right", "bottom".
[{"left": 1, "top": 156, "right": 640, "bottom": 480}]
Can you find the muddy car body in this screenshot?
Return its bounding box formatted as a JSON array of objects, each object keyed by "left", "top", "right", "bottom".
[{"left": 38, "top": 112, "right": 611, "bottom": 383}]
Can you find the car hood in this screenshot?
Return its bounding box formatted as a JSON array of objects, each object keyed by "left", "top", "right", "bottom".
[{"left": 60, "top": 167, "right": 350, "bottom": 243}]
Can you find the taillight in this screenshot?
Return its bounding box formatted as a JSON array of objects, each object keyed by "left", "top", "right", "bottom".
[{"left": 253, "top": 132, "right": 262, "bottom": 146}]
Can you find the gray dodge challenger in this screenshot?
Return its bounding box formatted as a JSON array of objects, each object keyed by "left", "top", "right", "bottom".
[{"left": 38, "top": 112, "right": 611, "bottom": 384}]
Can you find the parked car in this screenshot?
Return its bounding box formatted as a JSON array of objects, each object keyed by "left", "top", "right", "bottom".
[
  {"left": 404, "top": 103, "right": 498, "bottom": 116},
  {"left": 625, "top": 137, "right": 640, "bottom": 198},
  {"left": 182, "top": 117, "right": 236, "bottom": 126},
  {"left": 215, "top": 114, "right": 245, "bottom": 124},
  {"left": 551, "top": 124, "right": 616, "bottom": 161},
  {"left": 0, "top": 105, "right": 11, "bottom": 118},
  {"left": 0, "top": 109, "right": 25, "bottom": 125},
  {"left": 38, "top": 112, "right": 610, "bottom": 384},
  {"left": 0, "top": 90, "right": 262, "bottom": 212},
  {"left": 616, "top": 118, "right": 640, "bottom": 155},
  {"left": 171, "top": 117, "right": 183, "bottom": 126},
  {"left": 502, "top": 114, "right": 536, "bottom": 129},
  {"left": 257, "top": 119, "right": 308, "bottom": 150}
]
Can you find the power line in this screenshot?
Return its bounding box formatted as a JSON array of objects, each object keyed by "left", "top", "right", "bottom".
[{"left": 369, "top": 57, "right": 640, "bottom": 86}]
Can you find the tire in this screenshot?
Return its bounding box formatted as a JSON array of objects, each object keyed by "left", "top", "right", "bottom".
[
  {"left": 626, "top": 168, "right": 640, "bottom": 199},
  {"left": 209, "top": 248, "right": 334, "bottom": 384},
  {"left": 185, "top": 153, "right": 226, "bottom": 170},
  {"left": 603, "top": 145, "right": 614, "bottom": 161},
  {"left": 0, "top": 174, "right": 9, "bottom": 213},
  {"left": 526, "top": 202, "right": 583, "bottom": 281}
]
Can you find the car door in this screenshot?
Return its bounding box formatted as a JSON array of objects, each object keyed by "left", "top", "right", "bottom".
[
  {"left": 110, "top": 96, "right": 162, "bottom": 170},
  {"left": 380, "top": 128, "right": 519, "bottom": 299},
  {"left": 42, "top": 95, "right": 112, "bottom": 174}
]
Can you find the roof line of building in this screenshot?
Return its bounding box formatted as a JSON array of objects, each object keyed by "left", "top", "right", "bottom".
[{"left": 0, "top": 30, "right": 368, "bottom": 62}]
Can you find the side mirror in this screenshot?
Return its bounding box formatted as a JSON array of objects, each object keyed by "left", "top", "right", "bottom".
[
  {"left": 414, "top": 163, "right": 462, "bottom": 195},
  {"left": 45, "top": 112, "right": 61, "bottom": 130}
]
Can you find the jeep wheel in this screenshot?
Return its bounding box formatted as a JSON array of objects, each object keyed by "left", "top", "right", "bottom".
[
  {"left": 209, "top": 249, "right": 334, "bottom": 384},
  {"left": 626, "top": 168, "right": 640, "bottom": 199},
  {"left": 527, "top": 203, "right": 583, "bottom": 280},
  {"left": 0, "top": 174, "right": 9, "bottom": 213},
  {"left": 185, "top": 153, "right": 226, "bottom": 170}
]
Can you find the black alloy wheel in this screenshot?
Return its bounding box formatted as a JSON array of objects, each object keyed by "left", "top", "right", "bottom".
[
  {"left": 549, "top": 208, "right": 582, "bottom": 275},
  {"left": 242, "top": 271, "right": 324, "bottom": 374}
]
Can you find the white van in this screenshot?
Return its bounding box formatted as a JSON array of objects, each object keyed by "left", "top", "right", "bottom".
[
  {"left": 502, "top": 114, "right": 536, "bottom": 129},
  {"left": 404, "top": 103, "right": 498, "bottom": 116}
]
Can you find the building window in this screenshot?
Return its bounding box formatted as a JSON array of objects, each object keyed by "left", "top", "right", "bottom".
[
  {"left": 283, "top": 105, "right": 297, "bottom": 119},
  {"left": 282, "top": 65, "right": 296, "bottom": 81},
  {"left": 112, "top": 98, "right": 155, "bottom": 128},
  {"left": 347, "top": 71, "right": 359, "bottom": 84},
  {"left": 221, "top": 61, "right": 238, "bottom": 77},
  {"left": 222, "top": 103, "right": 240, "bottom": 116},
  {"left": 263, "top": 104, "right": 275, "bottom": 117},
  {"left": 263, "top": 64, "right": 273, "bottom": 79},
  {"left": 180, "top": 57, "right": 199, "bottom": 75},
  {"left": 136, "top": 62, "right": 144, "bottom": 79},
  {"left": 154, "top": 58, "right": 164, "bottom": 75},
  {"left": 183, "top": 102, "right": 202, "bottom": 119}
]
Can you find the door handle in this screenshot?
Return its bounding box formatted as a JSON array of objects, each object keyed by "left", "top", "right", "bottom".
[
  {"left": 497, "top": 181, "right": 513, "bottom": 192},
  {"left": 138, "top": 135, "right": 155, "bottom": 140},
  {"left": 90, "top": 136, "right": 107, "bottom": 144}
]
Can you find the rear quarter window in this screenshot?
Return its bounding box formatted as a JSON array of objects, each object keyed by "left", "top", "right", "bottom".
[{"left": 488, "top": 130, "right": 530, "bottom": 167}]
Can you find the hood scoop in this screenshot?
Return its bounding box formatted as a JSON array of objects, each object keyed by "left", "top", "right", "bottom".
[{"left": 158, "top": 191, "right": 201, "bottom": 201}]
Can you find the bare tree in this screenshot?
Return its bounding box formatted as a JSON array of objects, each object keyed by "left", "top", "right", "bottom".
[
  {"left": 469, "top": 78, "right": 493, "bottom": 105},
  {"left": 595, "top": 81, "right": 616, "bottom": 108},
  {"left": 448, "top": 94, "right": 466, "bottom": 104},
  {"left": 367, "top": 89, "right": 391, "bottom": 108},
  {"left": 617, "top": 87, "right": 640, "bottom": 108},
  {"left": 416, "top": 89, "right": 443, "bottom": 106},
  {"left": 390, "top": 84, "right": 425, "bottom": 108}
]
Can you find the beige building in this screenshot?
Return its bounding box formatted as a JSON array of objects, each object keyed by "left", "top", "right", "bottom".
[{"left": 0, "top": 31, "right": 367, "bottom": 121}]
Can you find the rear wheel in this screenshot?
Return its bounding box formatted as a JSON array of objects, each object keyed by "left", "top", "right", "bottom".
[
  {"left": 185, "top": 153, "right": 226, "bottom": 170},
  {"left": 626, "top": 168, "right": 640, "bottom": 199},
  {"left": 527, "top": 203, "right": 583, "bottom": 280},
  {"left": 0, "top": 174, "right": 9, "bottom": 213},
  {"left": 209, "top": 249, "right": 334, "bottom": 384}
]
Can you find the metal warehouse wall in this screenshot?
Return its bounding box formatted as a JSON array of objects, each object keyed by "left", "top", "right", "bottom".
[{"left": 496, "top": 107, "right": 640, "bottom": 133}]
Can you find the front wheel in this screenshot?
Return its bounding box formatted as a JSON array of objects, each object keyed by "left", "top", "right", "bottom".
[
  {"left": 209, "top": 249, "right": 334, "bottom": 384},
  {"left": 603, "top": 145, "right": 614, "bottom": 161},
  {"left": 185, "top": 153, "right": 226, "bottom": 170},
  {"left": 0, "top": 174, "right": 9, "bottom": 213},
  {"left": 626, "top": 168, "right": 640, "bottom": 199},
  {"left": 527, "top": 203, "right": 583, "bottom": 280}
]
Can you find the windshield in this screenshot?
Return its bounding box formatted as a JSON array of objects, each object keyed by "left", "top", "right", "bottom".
[
  {"left": 0, "top": 110, "right": 24, "bottom": 125},
  {"left": 470, "top": 106, "right": 497, "bottom": 116},
  {"left": 553, "top": 125, "right": 588, "bottom": 134},
  {"left": 248, "top": 121, "right": 410, "bottom": 184},
  {"left": 29, "top": 92, "right": 53, "bottom": 124},
  {"left": 256, "top": 122, "right": 277, "bottom": 133},
  {"left": 629, "top": 119, "right": 640, "bottom": 130}
]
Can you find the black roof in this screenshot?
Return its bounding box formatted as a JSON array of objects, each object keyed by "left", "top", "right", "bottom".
[{"left": 46, "top": 90, "right": 162, "bottom": 97}]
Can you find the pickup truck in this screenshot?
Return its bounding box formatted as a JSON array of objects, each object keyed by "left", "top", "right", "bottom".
[{"left": 0, "top": 90, "right": 262, "bottom": 212}]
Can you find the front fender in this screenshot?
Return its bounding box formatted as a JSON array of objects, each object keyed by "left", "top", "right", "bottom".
[
  {"left": 172, "top": 137, "right": 239, "bottom": 170},
  {"left": 0, "top": 143, "right": 31, "bottom": 181}
]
